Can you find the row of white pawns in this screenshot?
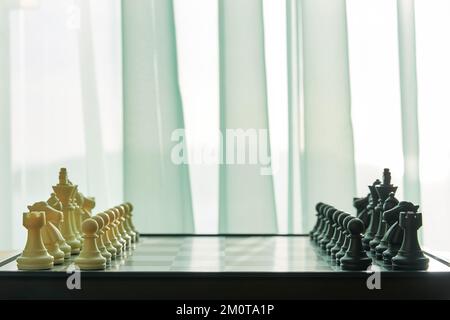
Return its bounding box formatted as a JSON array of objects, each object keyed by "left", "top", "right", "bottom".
[{"left": 17, "top": 203, "right": 140, "bottom": 270}]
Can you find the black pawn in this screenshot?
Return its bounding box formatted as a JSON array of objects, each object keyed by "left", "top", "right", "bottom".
[
  {"left": 316, "top": 206, "right": 333, "bottom": 244},
  {"left": 319, "top": 208, "right": 337, "bottom": 250},
  {"left": 392, "top": 211, "right": 429, "bottom": 270},
  {"left": 326, "top": 211, "right": 344, "bottom": 255},
  {"left": 341, "top": 218, "right": 372, "bottom": 271},
  {"left": 330, "top": 213, "right": 349, "bottom": 260},
  {"left": 310, "top": 202, "right": 324, "bottom": 239},
  {"left": 313, "top": 204, "right": 328, "bottom": 243},
  {"left": 335, "top": 216, "right": 354, "bottom": 265}
]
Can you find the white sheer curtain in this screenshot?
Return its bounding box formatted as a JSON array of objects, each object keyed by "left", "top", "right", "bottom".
[
  {"left": 122, "top": 0, "right": 195, "bottom": 233},
  {"left": 415, "top": 0, "right": 450, "bottom": 251},
  {"left": 1, "top": 0, "right": 450, "bottom": 252},
  {"left": 0, "top": 0, "right": 122, "bottom": 250}
]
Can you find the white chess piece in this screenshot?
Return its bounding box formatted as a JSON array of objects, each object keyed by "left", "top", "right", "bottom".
[
  {"left": 74, "top": 218, "right": 106, "bottom": 270},
  {"left": 114, "top": 207, "right": 132, "bottom": 249},
  {"left": 28, "top": 201, "right": 66, "bottom": 264},
  {"left": 92, "top": 215, "right": 111, "bottom": 265},
  {"left": 125, "top": 202, "right": 139, "bottom": 241},
  {"left": 17, "top": 211, "right": 54, "bottom": 270},
  {"left": 97, "top": 212, "right": 117, "bottom": 260},
  {"left": 52, "top": 168, "right": 81, "bottom": 254},
  {"left": 120, "top": 204, "right": 136, "bottom": 243},
  {"left": 105, "top": 210, "right": 123, "bottom": 256},
  {"left": 41, "top": 223, "right": 65, "bottom": 265},
  {"left": 46, "top": 195, "right": 72, "bottom": 258},
  {"left": 109, "top": 209, "right": 127, "bottom": 251}
]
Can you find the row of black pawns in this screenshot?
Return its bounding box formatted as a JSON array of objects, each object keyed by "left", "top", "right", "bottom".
[
  {"left": 310, "top": 203, "right": 372, "bottom": 271},
  {"left": 310, "top": 200, "right": 429, "bottom": 271}
]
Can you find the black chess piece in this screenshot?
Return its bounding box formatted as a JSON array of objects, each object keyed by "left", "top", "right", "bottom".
[
  {"left": 382, "top": 201, "right": 419, "bottom": 264},
  {"left": 319, "top": 207, "right": 338, "bottom": 250},
  {"left": 313, "top": 204, "right": 329, "bottom": 243},
  {"left": 310, "top": 202, "right": 324, "bottom": 239},
  {"left": 362, "top": 179, "right": 381, "bottom": 250},
  {"left": 392, "top": 211, "right": 429, "bottom": 270},
  {"left": 335, "top": 216, "right": 354, "bottom": 265},
  {"left": 356, "top": 195, "right": 371, "bottom": 229},
  {"left": 326, "top": 210, "right": 344, "bottom": 255},
  {"left": 330, "top": 212, "right": 350, "bottom": 260},
  {"left": 341, "top": 218, "right": 372, "bottom": 271},
  {"left": 353, "top": 195, "right": 369, "bottom": 216},
  {"left": 374, "top": 192, "right": 399, "bottom": 259},
  {"left": 370, "top": 169, "right": 398, "bottom": 254},
  {"left": 316, "top": 205, "right": 335, "bottom": 247}
]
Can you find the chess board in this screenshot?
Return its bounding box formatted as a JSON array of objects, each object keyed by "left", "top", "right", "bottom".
[{"left": 1, "top": 235, "right": 450, "bottom": 299}]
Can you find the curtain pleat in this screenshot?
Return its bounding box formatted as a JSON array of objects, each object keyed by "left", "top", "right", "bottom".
[
  {"left": 0, "top": 4, "right": 11, "bottom": 249},
  {"left": 286, "top": 0, "right": 304, "bottom": 233},
  {"left": 78, "top": 0, "right": 110, "bottom": 207},
  {"left": 397, "top": 0, "right": 421, "bottom": 205},
  {"left": 122, "top": 0, "right": 195, "bottom": 233},
  {"left": 218, "top": 0, "right": 278, "bottom": 233},
  {"left": 297, "top": 0, "right": 357, "bottom": 231}
]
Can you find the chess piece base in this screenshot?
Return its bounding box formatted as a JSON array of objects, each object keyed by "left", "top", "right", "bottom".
[
  {"left": 74, "top": 256, "right": 106, "bottom": 270},
  {"left": 369, "top": 238, "right": 381, "bottom": 255},
  {"left": 392, "top": 253, "right": 429, "bottom": 270},
  {"left": 66, "top": 237, "right": 81, "bottom": 255},
  {"left": 70, "top": 248, "right": 81, "bottom": 255},
  {"left": 59, "top": 241, "right": 72, "bottom": 259},
  {"left": 99, "top": 249, "right": 112, "bottom": 265},
  {"left": 362, "top": 235, "right": 373, "bottom": 251},
  {"left": 375, "top": 241, "right": 388, "bottom": 260},
  {"left": 46, "top": 245, "right": 65, "bottom": 265},
  {"left": 17, "top": 252, "right": 54, "bottom": 270},
  {"left": 340, "top": 256, "right": 372, "bottom": 271}
]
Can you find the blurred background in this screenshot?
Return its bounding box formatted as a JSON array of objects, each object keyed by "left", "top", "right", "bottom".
[{"left": 1, "top": 0, "right": 449, "bottom": 252}]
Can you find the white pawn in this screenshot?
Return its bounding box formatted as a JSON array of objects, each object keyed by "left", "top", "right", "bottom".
[
  {"left": 17, "top": 212, "right": 54, "bottom": 270},
  {"left": 75, "top": 218, "right": 106, "bottom": 270},
  {"left": 92, "top": 215, "right": 111, "bottom": 265},
  {"left": 97, "top": 212, "right": 117, "bottom": 259},
  {"left": 105, "top": 210, "right": 123, "bottom": 257}
]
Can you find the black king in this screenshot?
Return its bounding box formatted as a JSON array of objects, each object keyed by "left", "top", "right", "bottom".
[{"left": 365, "top": 169, "right": 398, "bottom": 253}]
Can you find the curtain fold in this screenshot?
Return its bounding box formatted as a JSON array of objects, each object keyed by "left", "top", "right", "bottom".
[
  {"left": 0, "top": 0, "right": 123, "bottom": 249},
  {"left": 295, "top": 0, "right": 357, "bottom": 231},
  {"left": 78, "top": 0, "right": 110, "bottom": 207},
  {"left": 122, "top": 0, "right": 195, "bottom": 233},
  {"left": 218, "top": 0, "right": 278, "bottom": 233},
  {"left": 0, "top": 3, "right": 12, "bottom": 249},
  {"left": 0, "top": 0, "right": 446, "bottom": 244},
  {"left": 397, "top": 0, "right": 421, "bottom": 205},
  {"left": 286, "top": 0, "right": 304, "bottom": 233}
]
